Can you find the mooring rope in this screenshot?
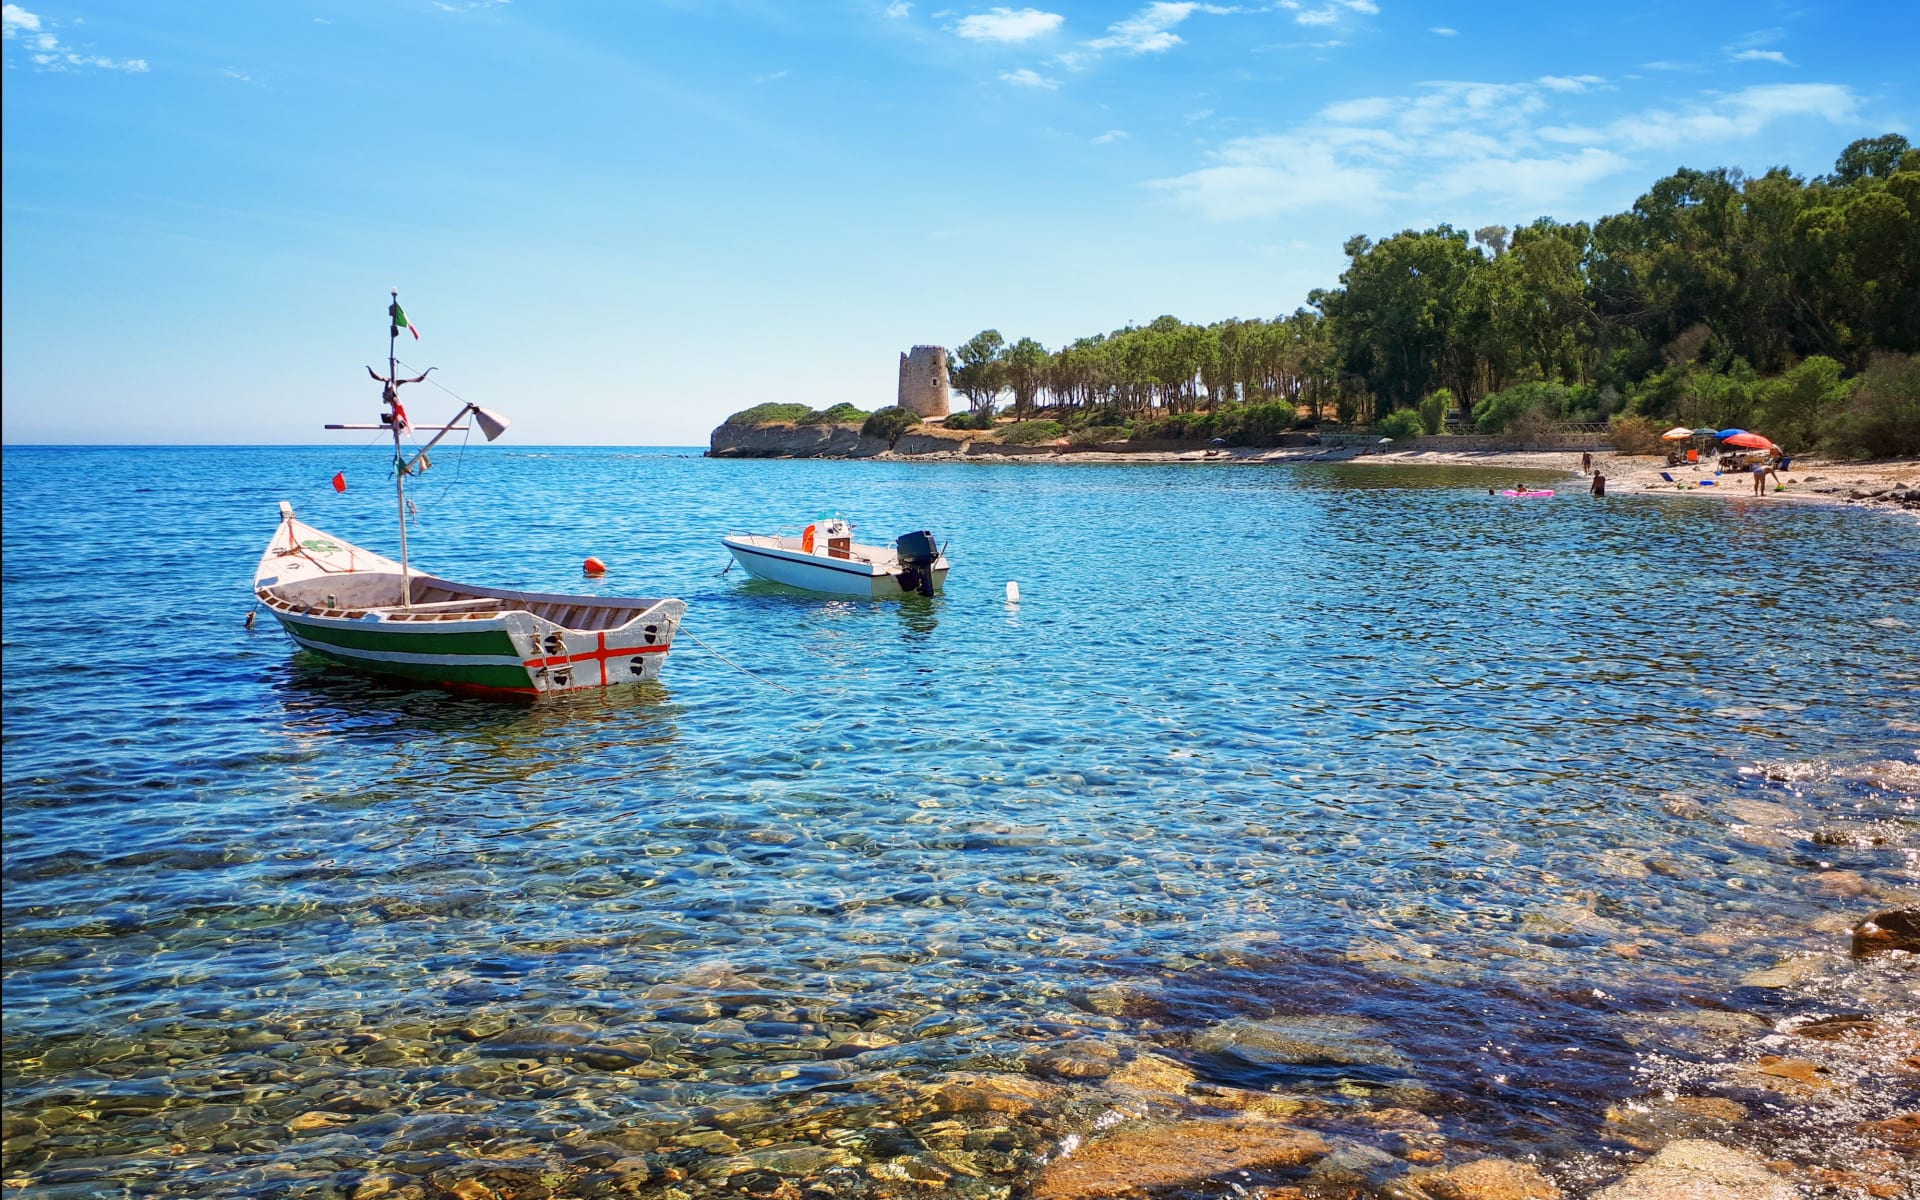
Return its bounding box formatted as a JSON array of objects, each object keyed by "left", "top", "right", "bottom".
[{"left": 677, "top": 625, "right": 793, "bottom": 693}]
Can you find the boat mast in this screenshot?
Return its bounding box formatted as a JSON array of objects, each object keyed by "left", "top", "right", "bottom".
[{"left": 389, "top": 288, "right": 412, "bottom": 609}]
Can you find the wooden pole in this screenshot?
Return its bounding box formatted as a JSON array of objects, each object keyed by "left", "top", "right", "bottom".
[{"left": 391, "top": 288, "right": 411, "bottom": 608}]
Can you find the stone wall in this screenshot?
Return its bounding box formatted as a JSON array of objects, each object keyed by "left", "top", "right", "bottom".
[{"left": 898, "top": 346, "right": 951, "bottom": 419}]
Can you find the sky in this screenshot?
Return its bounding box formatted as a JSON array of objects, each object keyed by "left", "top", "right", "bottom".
[{"left": 2, "top": 1, "right": 1914, "bottom": 446}]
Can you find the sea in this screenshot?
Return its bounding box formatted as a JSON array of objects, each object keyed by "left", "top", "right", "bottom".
[{"left": 3, "top": 445, "right": 1917, "bottom": 1198}]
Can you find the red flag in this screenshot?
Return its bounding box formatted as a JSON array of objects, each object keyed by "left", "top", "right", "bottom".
[
  {"left": 390, "top": 400, "right": 409, "bottom": 434},
  {"left": 332, "top": 472, "right": 347, "bottom": 493}
]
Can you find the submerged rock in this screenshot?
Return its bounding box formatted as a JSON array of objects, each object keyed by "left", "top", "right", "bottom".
[
  {"left": 1191, "top": 1015, "right": 1410, "bottom": 1070},
  {"left": 1590, "top": 1139, "right": 1794, "bottom": 1200},
  {"left": 1031, "top": 1119, "right": 1326, "bottom": 1199},
  {"left": 1851, "top": 909, "right": 1920, "bottom": 957},
  {"left": 1603, "top": 1096, "right": 1747, "bottom": 1151},
  {"left": 1415, "top": 1156, "right": 1562, "bottom": 1200}
]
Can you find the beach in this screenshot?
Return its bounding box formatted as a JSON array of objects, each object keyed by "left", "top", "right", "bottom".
[{"left": 918, "top": 440, "right": 1920, "bottom": 517}]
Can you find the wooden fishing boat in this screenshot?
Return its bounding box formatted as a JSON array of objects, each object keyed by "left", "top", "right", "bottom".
[
  {"left": 722, "top": 518, "right": 948, "bottom": 598},
  {"left": 252, "top": 291, "right": 684, "bottom": 696}
]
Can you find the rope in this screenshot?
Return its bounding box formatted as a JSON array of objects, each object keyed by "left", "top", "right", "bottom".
[{"left": 677, "top": 625, "right": 793, "bottom": 692}]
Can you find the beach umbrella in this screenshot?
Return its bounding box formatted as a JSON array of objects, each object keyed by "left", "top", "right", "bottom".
[
  {"left": 1661, "top": 426, "right": 1694, "bottom": 440},
  {"left": 1692, "top": 428, "right": 1717, "bottom": 437},
  {"left": 1715, "top": 428, "right": 1748, "bottom": 439},
  {"left": 1721, "top": 431, "right": 1776, "bottom": 451}
]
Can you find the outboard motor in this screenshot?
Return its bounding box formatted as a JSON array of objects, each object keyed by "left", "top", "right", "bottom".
[{"left": 893, "top": 530, "right": 939, "bottom": 596}]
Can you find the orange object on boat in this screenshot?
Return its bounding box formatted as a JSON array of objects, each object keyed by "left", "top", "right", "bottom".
[{"left": 801, "top": 524, "right": 816, "bottom": 553}]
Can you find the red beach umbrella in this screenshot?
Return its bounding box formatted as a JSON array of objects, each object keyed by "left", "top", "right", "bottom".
[{"left": 1721, "top": 432, "right": 1776, "bottom": 451}]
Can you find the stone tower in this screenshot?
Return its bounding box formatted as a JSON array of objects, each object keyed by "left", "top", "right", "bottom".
[{"left": 897, "top": 345, "right": 951, "bottom": 419}]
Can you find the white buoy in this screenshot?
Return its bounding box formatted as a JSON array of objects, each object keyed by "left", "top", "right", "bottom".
[{"left": 1005, "top": 580, "right": 1021, "bottom": 603}]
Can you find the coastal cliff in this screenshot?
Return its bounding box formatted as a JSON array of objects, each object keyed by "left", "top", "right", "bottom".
[{"left": 707, "top": 420, "right": 982, "bottom": 459}]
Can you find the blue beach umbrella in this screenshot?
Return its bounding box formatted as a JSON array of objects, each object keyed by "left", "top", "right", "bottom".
[{"left": 1715, "top": 428, "right": 1747, "bottom": 439}]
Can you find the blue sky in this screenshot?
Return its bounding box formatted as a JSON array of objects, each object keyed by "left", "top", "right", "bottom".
[{"left": 3, "top": 1, "right": 1913, "bottom": 445}]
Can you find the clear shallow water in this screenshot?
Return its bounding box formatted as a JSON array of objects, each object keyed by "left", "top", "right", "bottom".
[{"left": 3, "top": 446, "right": 1917, "bottom": 1197}]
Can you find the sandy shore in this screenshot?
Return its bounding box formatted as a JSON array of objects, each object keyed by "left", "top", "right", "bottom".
[
  {"left": 953, "top": 443, "right": 1920, "bottom": 518},
  {"left": 1342, "top": 447, "right": 1920, "bottom": 515}
]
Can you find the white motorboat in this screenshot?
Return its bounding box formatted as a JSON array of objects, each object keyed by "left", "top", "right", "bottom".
[{"left": 722, "top": 518, "right": 949, "bottom": 597}]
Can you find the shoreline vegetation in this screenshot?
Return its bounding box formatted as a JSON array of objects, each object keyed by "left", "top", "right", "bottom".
[
  {"left": 716, "top": 134, "right": 1919, "bottom": 474},
  {"left": 706, "top": 417, "right": 1920, "bottom": 517}
]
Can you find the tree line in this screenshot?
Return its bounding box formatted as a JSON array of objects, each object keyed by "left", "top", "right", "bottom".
[{"left": 937, "top": 134, "right": 1919, "bottom": 455}]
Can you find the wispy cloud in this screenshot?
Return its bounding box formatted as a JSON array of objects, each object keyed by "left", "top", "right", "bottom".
[
  {"left": 1000, "top": 67, "right": 1058, "bottom": 88},
  {"left": 884, "top": 1, "right": 912, "bottom": 16},
  {"left": 1278, "top": 0, "right": 1377, "bottom": 28},
  {"left": 1429, "top": 26, "right": 1456, "bottom": 36},
  {"left": 219, "top": 67, "right": 257, "bottom": 84},
  {"left": 1087, "top": 2, "right": 1236, "bottom": 54},
  {"left": 1537, "top": 74, "right": 1606, "bottom": 92},
  {"left": 3, "top": 4, "right": 147, "bottom": 71},
  {"left": 953, "top": 7, "right": 1063, "bottom": 42},
  {"left": 753, "top": 68, "right": 789, "bottom": 83},
  {"left": 1539, "top": 83, "right": 1857, "bottom": 150},
  {"left": 1723, "top": 28, "right": 1791, "bottom": 67},
  {"left": 1093, "top": 129, "right": 1128, "bottom": 143},
  {"left": 1152, "top": 77, "right": 1862, "bottom": 222}
]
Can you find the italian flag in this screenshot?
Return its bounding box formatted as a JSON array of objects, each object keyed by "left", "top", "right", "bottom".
[{"left": 390, "top": 302, "right": 420, "bottom": 339}]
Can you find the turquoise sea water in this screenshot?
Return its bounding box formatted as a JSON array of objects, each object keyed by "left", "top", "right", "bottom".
[{"left": 3, "top": 445, "right": 1917, "bottom": 1197}]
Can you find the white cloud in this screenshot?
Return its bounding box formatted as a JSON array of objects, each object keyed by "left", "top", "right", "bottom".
[
  {"left": 1151, "top": 135, "right": 1392, "bottom": 220},
  {"left": 1732, "top": 49, "right": 1792, "bottom": 66},
  {"left": 1319, "top": 95, "right": 1393, "bottom": 122},
  {"left": 999, "top": 67, "right": 1058, "bottom": 88},
  {"left": 953, "top": 7, "right": 1062, "bottom": 42},
  {"left": 1430, "top": 26, "right": 1456, "bottom": 36},
  {"left": 1536, "top": 74, "right": 1605, "bottom": 92},
  {"left": 2, "top": 4, "right": 41, "bottom": 36},
  {"left": 1284, "top": 0, "right": 1377, "bottom": 27},
  {"left": 1093, "top": 129, "right": 1128, "bottom": 143},
  {"left": 884, "top": 1, "right": 912, "bottom": 16},
  {"left": 1152, "top": 77, "right": 1865, "bottom": 222},
  {"left": 1590, "top": 83, "right": 1857, "bottom": 149},
  {"left": 754, "top": 69, "right": 789, "bottom": 82},
  {"left": 220, "top": 67, "right": 257, "bottom": 84},
  {"left": 3, "top": 4, "right": 146, "bottom": 71},
  {"left": 1087, "top": 2, "right": 1230, "bottom": 54}
]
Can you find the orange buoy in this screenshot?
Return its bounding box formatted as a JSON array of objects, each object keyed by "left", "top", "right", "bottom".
[
  {"left": 801, "top": 524, "right": 816, "bottom": 554},
  {"left": 583, "top": 556, "right": 607, "bottom": 575}
]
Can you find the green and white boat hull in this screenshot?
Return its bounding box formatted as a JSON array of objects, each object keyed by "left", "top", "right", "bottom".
[{"left": 256, "top": 506, "right": 683, "bottom": 697}]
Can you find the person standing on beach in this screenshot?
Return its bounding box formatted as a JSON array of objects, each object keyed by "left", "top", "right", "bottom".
[
  {"left": 1581, "top": 451, "right": 1592, "bottom": 475},
  {"left": 1751, "top": 460, "right": 1768, "bottom": 495}
]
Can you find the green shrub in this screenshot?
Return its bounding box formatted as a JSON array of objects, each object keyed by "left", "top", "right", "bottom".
[
  {"left": 797, "top": 402, "right": 871, "bottom": 425},
  {"left": 1418, "top": 391, "right": 1449, "bottom": 435},
  {"left": 1474, "top": 381, "right": 1574, "bottom": 433},
  {"left": 1608, "top": 413, "right": 1664, "bottom": 455},
  {"left": 943, "top": 409, "right": 996, "bottom": 430},
  {"left": 860, "top": 406, "right": 922, "bottom": 447},
  {"left": 1071, "top": 424, "right": 1131, "bottom": 445},
  {"left": 1000, "top": 420, "right": 1066, "bottom": 445},
  {"left": 725, "top": 402, "right": 812, "bottom": 425},
  {"left": 1500, "top": 406, "right": 1561, "bottom": 447},
  {"left": 1756, "top": 357, "right": 1847, "bottom": 452},
  {"left": 1376, "top": 408, "right": 1424, "bottom": 441},
  {"left": 1833, "top": 352, "right": 1920, "bottom": 457}
]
